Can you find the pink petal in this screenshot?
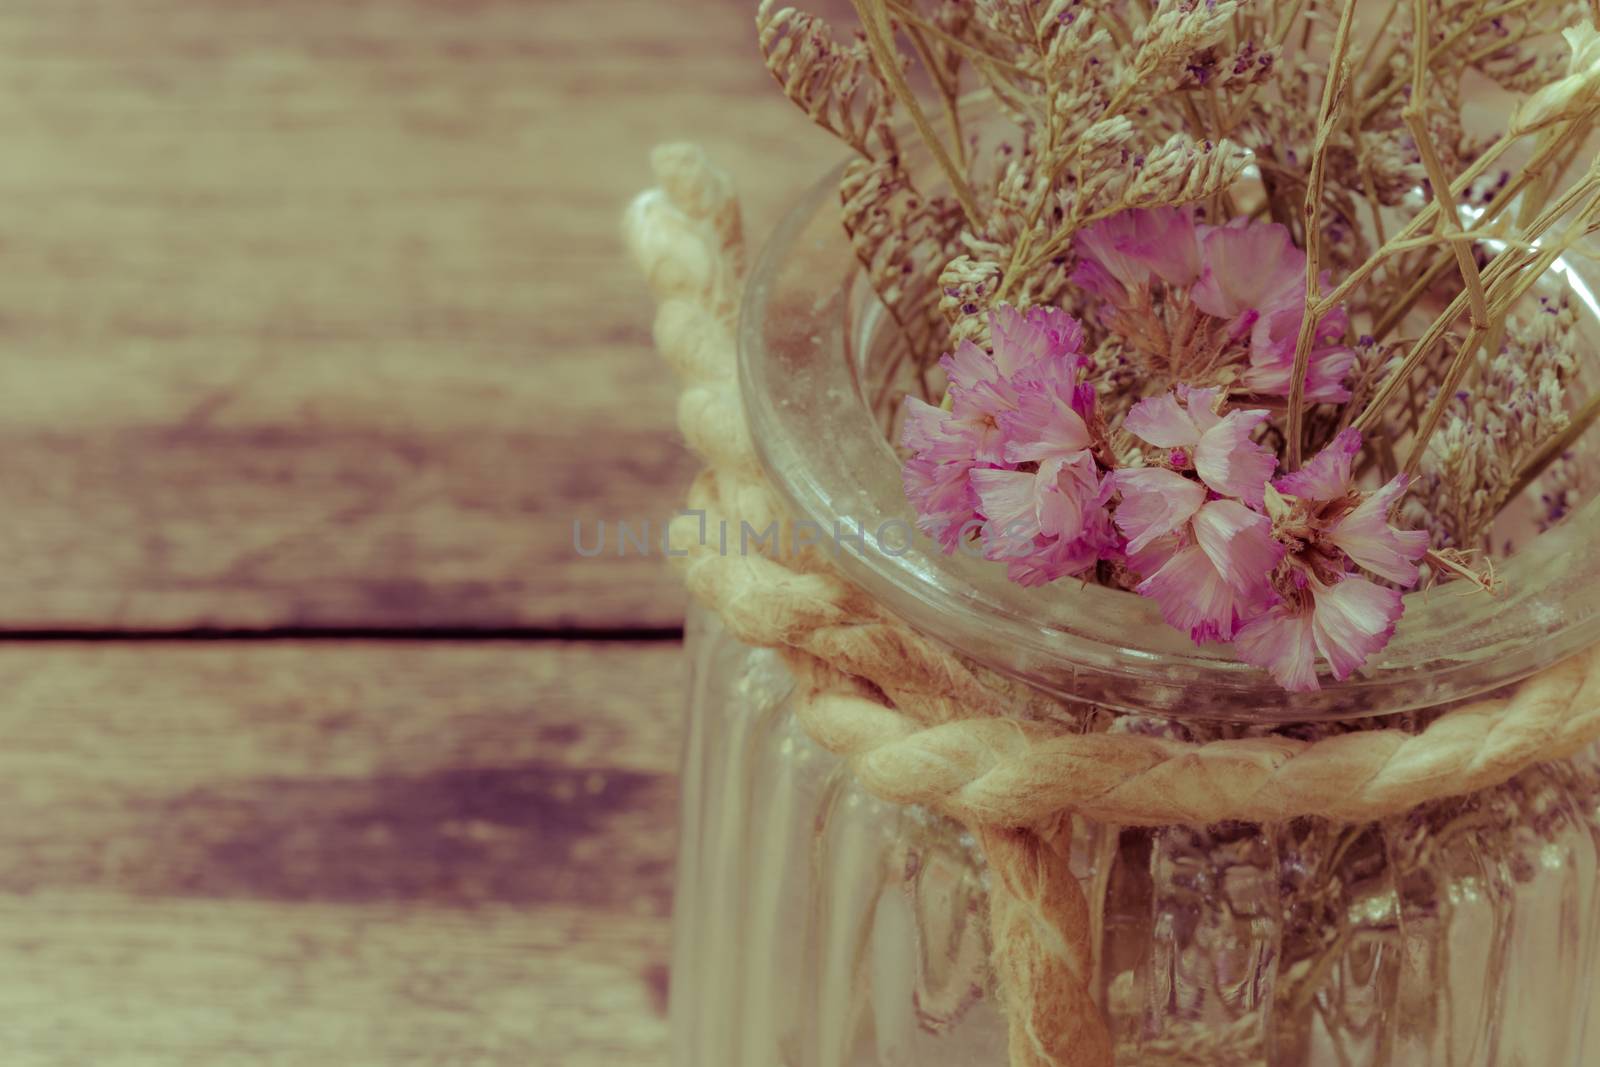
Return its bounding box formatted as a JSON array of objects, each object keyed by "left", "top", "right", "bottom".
[
  {"left": 1328, "top": 474, "right": 1430, "bottom": 585},
  {"left": 1191, "top": 499, "right": 1282, "bottom": 599},
  {"left": 989, "top": 304, "right": 1085, "bottom": 377},
  {"left": 1035, "top": 454, "right": 1104, "bottom": 542},
  {"left": 1306, "top": 344, "right": 1356, "bottom": 403},
  {"left": 1074, "top": 207, "right": 1202, "bottom": 293},
  {"left": 900, "top": 396, "right": 975, "bottom": 464},
  {"left": 1242, "top": 306, "right": 1354, "bottom": 402},
  {"left": 1234, "top": 606, "right": 1320, "bottom": 691},
  {"left": 1112, "top": 467, "right": 1205, "bottom": 552},
  {"left": 1005, "top": 527, "right": 1104, "bottom": 586},
  {"left": 939, "top": 340, "right": 1000, "bottom": 396},
  {"left": 1126, "top": 531, "right": 1181, "bottom": 580},
  {"left": 1241, "top": 305, "right": 1297, "bottom": 382},
  {"left": 1071, "top": 256, "right": 1124, "bottom": 302},
  {"left": 971, "top": 467, "right": 1044, "bottom": 553},
  {"left": 1193, "top": 409, "right": 1276, "bottom": 506},
  {"left": 948, "top": 378, "right": 1023, "bottom": 466},
  {"left": 1124, "top": 391, "right": 1201, "bottom": 448},
  {"left": 1137, "top": 545, "right": 1246, "bottom": 644},
  {"left": 1177, "top": 385, "right": 1224, "bottom": 433},
  {"left": 900, "top": 396, "right": 949, "bottom": 453},
  {"left": 1191, "top": 222, "right": 1304, "bottom": 319},
  {"left": 1311, "top": 575, "right": 1404, "bottom": 680},
  {"left": 1316, "top": 301, "right": 1350, "bottom": 345},
  {"left": 902, "top": 454, "right": 977, "bottom": 553},
  {"left": 1002, "top": 380, "right": 1092, "bottom": 464},
  {"left": 1129, "top": 207, "right": 1204, "bottom": 287},
  {"left": 1274, "top": 427, "right": 1360, "bottom": 501}
]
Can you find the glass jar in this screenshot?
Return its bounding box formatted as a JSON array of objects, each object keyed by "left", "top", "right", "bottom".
[{"left": 668, "top": 157, "right": 1600, "bottom": 1065}]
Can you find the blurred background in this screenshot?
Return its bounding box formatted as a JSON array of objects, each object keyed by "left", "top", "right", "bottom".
[{"left": 0, "top": 1, "right": 843, "bottom": 1062}]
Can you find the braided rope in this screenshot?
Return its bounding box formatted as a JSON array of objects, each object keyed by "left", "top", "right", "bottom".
[
  {"left": 797, "top": 649, "right": 1600, "bottom": 826},
  {"left": 623, "top": 143, "right": 1600, "bottom": 1067}
]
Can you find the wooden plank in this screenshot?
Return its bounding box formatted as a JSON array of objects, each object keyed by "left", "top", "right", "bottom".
[
  {"left": 0, "top": 0, "right": 842, "bottom": 630},
  {"left": 0, "top": 640, "right": 687, "bottom": 1065},
  {"left": 0, "top": 896, "right": 669, "bottom": 1067}
]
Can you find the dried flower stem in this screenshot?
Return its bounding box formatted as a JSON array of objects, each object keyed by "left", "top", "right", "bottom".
[
  {"left": 1356, "top": 168, "right": 1594, "bottom": 444},
  {"left": 1285, "top": 0, "right": 1360, "bottom": 468},
  {"left": 1317, "top": 94, "right": 1598, "bottom": 328},
  {"left": 1403, "top": 0, "right": 1489, "bottom": 331},
  {"left": 1358, "top": 0, "right": 1537, "bottom": 122},
  {"left": 1401, "top": 324, "right": 1488, "bottom": 477},
  {"left": 903, "top": 23, "right": 965, "bottom": 169},
  {"left": 1367, "top": 112, "right": 1599, "bottom": 340},
  {"left": 850, "top": 0, "right": 982, "bottom": 225},
  {"left": 1358, "top": 229, "right": 1557, "bottom": 441},
  {"left": 1402, "top": 189, "right": 1600, "bottom": 474},
  {"left": 883, "top": 2, "right": 1035, "bottom": 81},
  {"left": 1424, "top": 549, "right": 1503, "bottom": 595},
  {"left": 998, "top": 78, "right": 1138, "bottom": 303}
]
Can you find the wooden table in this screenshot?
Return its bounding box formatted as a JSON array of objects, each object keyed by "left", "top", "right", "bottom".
[{"left": 0, "top": 1, "right": 842, "bottom": 1062}]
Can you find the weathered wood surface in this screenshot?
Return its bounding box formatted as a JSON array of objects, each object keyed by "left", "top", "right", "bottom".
[
  {"left": 0, "top": 0, "right": 838, "bottom": 631},
  {"left": 0, "top": 641, "right": 684, "bottom": 1066},
  {"left": 0, "top": 1, "right": 854, "bottom": 1062}
]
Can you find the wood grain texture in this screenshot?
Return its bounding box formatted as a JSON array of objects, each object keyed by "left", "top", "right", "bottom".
[
  {"left": 0, "top": 641, "right": 684, "bottom": 1065},
  {"left": 1, "top": 896, "right": 669, "bottom": 1067},
  {"left": 0, "top": 0, "right": 840, "bottom": 631}
]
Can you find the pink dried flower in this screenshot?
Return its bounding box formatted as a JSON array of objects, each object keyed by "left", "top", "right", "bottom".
[
  {"left": 1072, "top": 210, "right": 1355, "bottom": 403},
  {"left": 901, "top": 450, "right": 978, "bottom": 552},
  {"left": 1000, "top": 375, "right": 1094, "bottom": 465},
  {"left": 1121, "top": 386, "right": 1276, "bottom": 507},
  {"left": 901, "top": 304, "right": 1114, "bottom": 582},
  {"left": 1190, "top": 221, "right": 1355, "bottom": 402},
  {"left": 922, "top": 304, "right": 1089, "bottom": 464},
  {"left": 1113, "top": 386, "right": 1284, "bottom": 642},
  {"left": 1233, "top": 576, "right": 1402, "bottom": 692},
  {"left": 1112, "top": 467, "right": 1205, "bottom": 554},
  {"left": 1239, "top": 303, "right": 1357, "bottom": 402},
  {"left": 1129, "top": 499, "right": 1284, "bottom": 643},
  {"left": 1188, "top": 220, "right": 1303, "bottom": 321},
  {"left": 1071, "top": 206, "right": 1202, "bottom": 300},
  {"left": 1271, "top": 429, "right": 1431, "bottom": 585},
  {"left": 989, "top": 302, "right": 1086, "bottom": 372},
  {"left": 1231, "top": 428, "right": 1430, "bottom": 691},
  {"left": 974, "top": 454, "right": 1116, "bottom": 586}
]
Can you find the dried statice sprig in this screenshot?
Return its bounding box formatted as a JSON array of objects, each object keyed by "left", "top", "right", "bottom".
[
  {"left": 1125, "top": 134, "right": 1254, "bottom": 207},
  {"left": 1175, "top": 41, "right": 1280, "bottom": 93},
  {"left": 937, "top": 254, "right": 1003, "bottom": 352},
  {"left": 1534, "top": 450, "right": 1585, "bottom": 532},
  {"left": 757, "top": 2, "right": 896, "bottom": 159},
  {"left": 840, "top": 157, "right": 967, "bottom": 407},
  {"left": 1416, "top": 296, "right": 1580, "bottom": 550},
  {"left": 1132, "top": 0, "right": 1241, "bottom": 84}
]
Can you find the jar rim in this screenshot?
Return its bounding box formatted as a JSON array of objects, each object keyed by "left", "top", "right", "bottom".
[{"left": 739, "top": 161, "right": 1600, "bottom": 719}]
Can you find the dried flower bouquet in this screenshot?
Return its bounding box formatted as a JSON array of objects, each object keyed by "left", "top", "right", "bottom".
[{"left": 757, "top": 0, "right": 1600, "bottom": 691}]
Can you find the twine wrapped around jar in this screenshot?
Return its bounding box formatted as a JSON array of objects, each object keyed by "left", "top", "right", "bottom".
[{"left": 623, "top": 143, "right": 1600, "bottom": 1067}]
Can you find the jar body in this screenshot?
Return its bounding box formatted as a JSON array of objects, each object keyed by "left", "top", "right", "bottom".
[{"left": 671, "top": 605, "right": 1600, "bottom": 1067}]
